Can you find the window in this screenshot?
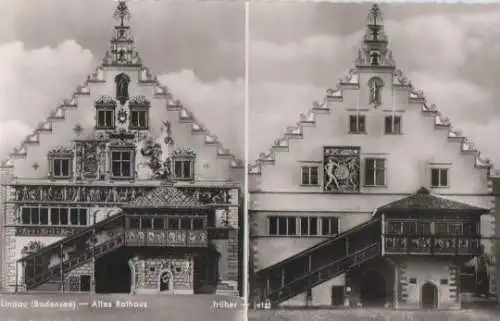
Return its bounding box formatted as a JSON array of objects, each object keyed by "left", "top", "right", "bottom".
[
  {"left": 365, "top": 158, "right": 386, "bottom": 186},
  {"left": 193, "top": 218, "right": 204, "bottom": 230},
  {"left": 301, "top": 166, "right": 319, "bottom": 185},
  {"left": 130, "top": 109, "right": 149, "bottom": 130},
  {"left": 129, "top": 217, "right": 140, "bottom": 229},
  {"left": 69, "top": 209, "right": 87, "bottom": 226},
  {"left": 141, "top": 218, "right": 152, "bottom": 229},
  {"left": 48, "top": 147, "right": 73, "bottom": 179},
  {"left": 51, "top": 208, "right": 69, "bottom": 225},
  {"left": 173, "top": 159, "right": 194, "bottom": 180},
  {"left": 153, "top": 218, "right": 164, "bottom": 229},
  {"left": 300, "top": 217, "right": 318, "bottom": 236},
  {"left": 111, "top": 150, "right": 134, "bottom": 178},
  {"left": 431, "top": 168, "right": 448, "bottom": 187},
  {"left": 268, "top": 216, "right": 297, "bottom": 236},
  {"left": 349, "top": 115, "right": 366, "bottom": 133},
  {"left": 52, "top": 159, "right": 72, "bottom": 178},
  {"left": 384, "top": 116, "right": 401, "bottom": 134},
  {"left": 96, "top": 109, "right": 115, "bottom": 129},
  {"left": 21, "top": 208, "right": 38, "bottom": 225},
  {"left": 168, "top": 217, "right": 180, "bottom": 229},
  {"left": 321, "top": 217, "right": 339, "bottom": 236}
]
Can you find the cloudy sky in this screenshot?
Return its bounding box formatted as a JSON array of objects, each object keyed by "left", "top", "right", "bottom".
[
  {"left": 0, "top": 0, "right": 244, "bottom": 159},
  {"left": 249, "top": 2, "right": 500, "bottom": 168}
]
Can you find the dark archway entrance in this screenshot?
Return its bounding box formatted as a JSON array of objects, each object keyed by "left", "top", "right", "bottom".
[
  {"left": 360, "top": 270, "right": 387, "bottom": 306},
  {"left": 421, "top": 282, "right": 438, "bottom": 309},
  {"left": 193, "top": 246, "right": 220, "bottom": 294},
  {"left": 95, "top": 248, "right": 133, "bottom": 293}
]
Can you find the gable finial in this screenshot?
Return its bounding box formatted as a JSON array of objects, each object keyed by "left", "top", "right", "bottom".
[
  {"left": 366, "top": 4, "right": 384, "bottom": 41},
  {"left": 103, "top": 0, "right": 141, "bottom": 66},
  {"left": 113, "top": 1, "right": 131, "bottom": 27}
]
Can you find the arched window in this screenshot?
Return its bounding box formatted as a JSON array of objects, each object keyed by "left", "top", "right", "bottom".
[
  {"left": 115, "top": 73, "right": 130, "bottom": 105},
  {"left": 368, "top": 77, "right": 384, "bottom": 106}
]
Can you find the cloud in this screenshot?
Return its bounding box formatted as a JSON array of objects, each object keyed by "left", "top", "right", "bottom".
[
  {"left": 0, "top": 39, "right": 94, "bottom": 160},
  {"left": 249, "top": 8, "right": 500, "bottom": 167},
  {"left": 158, "top": 70, "right": 244, "bottom": 158},
  {"left": 0, "top": 120, "right": 32, "bottom": 158}
]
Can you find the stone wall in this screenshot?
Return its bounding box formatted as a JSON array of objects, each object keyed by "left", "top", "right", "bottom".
[
  {"left": 398, "top": 257, "right": 459, "bottom": 309},
  {"left": 63, "top": 262, "right": 94, "bottom": 292},
  {"left": 131, "top": 256, "right": 193, "bottom": 295}
]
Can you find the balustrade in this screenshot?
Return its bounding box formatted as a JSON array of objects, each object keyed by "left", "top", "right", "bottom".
[{"left": 384, "top": 234, "right": 481, "bottom": 255}]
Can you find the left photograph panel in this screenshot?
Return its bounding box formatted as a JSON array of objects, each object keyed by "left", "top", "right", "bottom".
[{"left": 0, "top": 1, "right": 245, "bottom": 321}]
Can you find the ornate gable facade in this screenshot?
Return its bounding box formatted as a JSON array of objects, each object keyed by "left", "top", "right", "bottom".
[
  {"left": 249, "top": 4, "right": 495, "bottom": 275},
  {"left": 0, "top": 1, "right": 242, "bottom": 293}
]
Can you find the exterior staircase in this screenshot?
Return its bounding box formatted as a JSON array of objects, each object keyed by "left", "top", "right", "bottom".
[
  {"left": 252, "top": 218, "right": 382, "bottom": 307},
  {"left": 20, "top": 212, "right": 126, "bottom": 290}
]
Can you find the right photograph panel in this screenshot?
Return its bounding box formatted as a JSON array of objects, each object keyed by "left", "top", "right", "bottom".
[{"left": 248, "top": 2, "right": 499, "bottom": 319}]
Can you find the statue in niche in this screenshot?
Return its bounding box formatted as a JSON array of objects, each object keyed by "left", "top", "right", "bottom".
[
  {"left": 115, "top": 73, "right": 130, "bottom": 105},
  {"left": 368, "top": 77, "right": 384, "bottom": 107},
  {"left": 369, "top": 51, "right": 381, "bottom": 66}
]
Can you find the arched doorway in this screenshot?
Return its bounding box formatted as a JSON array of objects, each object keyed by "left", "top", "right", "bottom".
[
  {"left": 360, "top": 270, "right": 387, "bottom": 306},
  {"left": 159, "top": 270, "right": 174, "bottom": 293},
  {"left": 421, "top": 282, "right": 438, "bottom": 309}
]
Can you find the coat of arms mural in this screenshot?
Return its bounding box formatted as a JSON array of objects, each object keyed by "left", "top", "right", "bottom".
[{"left": 323, "top": 146, "right": 361, "bottom": 193}]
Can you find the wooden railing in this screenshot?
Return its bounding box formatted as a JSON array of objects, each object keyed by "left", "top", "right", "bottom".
[
  {"left": 25, "top": 231, "right": 126, "bottom": 289},
  {"left": 384, "top": 234, "right": 482, "bottom": 256},
  {"left": 124, "top": 229, "right": 208, "bottom": 247},
  {"left": 263, "top": 242, "right": 381, "bottom": 305}
]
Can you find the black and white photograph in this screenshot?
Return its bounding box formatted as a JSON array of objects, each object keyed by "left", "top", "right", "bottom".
[
  {"left": 248, "top": 2, "right": 500, "bottom": 321},
  {"left": 0, "top": 1, "right": 244, "bottom": 320}
]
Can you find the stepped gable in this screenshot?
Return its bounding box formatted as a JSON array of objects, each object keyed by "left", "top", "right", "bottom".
[
  {"left": 248, "top": 4, "right": 493, "bottom": 177},
  {"left": 122, "top": 184, "right": 204, "bottom": 209},
  {"left": 376, "top": 187, "right": 488, "bottom": 214},
  {"left": 0, "top": 0, "right": 243, "bottom": 170}
]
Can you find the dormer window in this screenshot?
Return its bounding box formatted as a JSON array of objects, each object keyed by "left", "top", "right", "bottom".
[
  {"left": 171, "top": 148, "right": 196, "bottom": 181},
  {"left": 95, "top": 95, "right": 117, "bottom": 130},
  {"left": 129, "top": 96, "right": 150, "bottom": 130},
  {"left": 48, "top": 147, "right": 74, "bottom": 179}
]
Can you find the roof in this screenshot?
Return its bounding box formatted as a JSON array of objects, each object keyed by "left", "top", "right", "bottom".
[
  {"left": 376, "top": 187, "right": 488, "bottom": 214},
  {"left": 123, "top": 184, "right": 205, "bottom": 209}
]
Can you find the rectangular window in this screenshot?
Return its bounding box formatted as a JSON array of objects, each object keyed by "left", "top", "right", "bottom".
[
  {"left": 349, "top": 114, "right": 366, "bottom": 133},
  {"left": 168, "top": 217, "right": 180, "bottom": 229},
  {"left": 300, "top": 217, "right": 320, "bottom": 236},
  {"left": 52, "top": 158, "right": 72, "bottom": 178},
  {"left": 384, "top": 116, "right": 401, "bottom": 134},
  {"left": 70, "top": 209, "right": 79, "bottom": 225},
  {"left": 130, "top": 110, "right": 148, "bottom": 130},
  {"left": 321, "top": 217, "right": 339, "bottom": 236},
  {"left": 40, "top": 208, "right": 49, "bottom": 225},
  {"left": 301, "top": 166, "right": 319, "bottom": 185},
  {"left": 51, "top": 208, "right": 60, "bottom": 225},
  {"left": 193, "top": 218, "right": 204, "bottom": 230},
  {"left": 111, "top": 150, "right": 134, "bottom": 178},
  {"left": 59, "top": 208, "right": 68, "bottom": 225},
  {"left": 181, "top": 218, "right": 191, "bottom": 229},
  {"left": 129, "top": 217, "right": 140, "bottom": 229},
  {"left": 153, "top": 218, "right": 164, "bottom": 229},
  {"left": 431, "top": 168, "right": 448, "bottom": 187},
  {"left": 96, "top": 109, "right": 114, "bottom": 129},
  {"left": 268, "top": 216, "right": 297, "bottom": 236},
  {"left": 79, "top": 209, "right": 87, "bottom": 226},
  {"left": 141, "top": 218, "right": 152, "bottom": 229},
  {"left": 365, "top": 158, "right": 386, "bottom": 186},
  {"left": 269, "top": 217, "right": 278, "bottom": 236},
  {"left": 173, "top": 159, "right": 194, "bottom": 180}
]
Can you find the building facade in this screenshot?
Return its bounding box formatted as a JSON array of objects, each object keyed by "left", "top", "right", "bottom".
[
  {"left": 0, "top": 2, "right": 243, "bottom": 296},
  {"left": 249, "top": 5, "right": 494, "bottom": 310}
]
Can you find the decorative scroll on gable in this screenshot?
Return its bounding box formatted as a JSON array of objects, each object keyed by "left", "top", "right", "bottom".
[
  {"left": 95, "top": 95, "right": 117, "bottom": 108},
  {"left": 48, "top": 147, "right": 74, "bottom": 158},
  {"left": 129, "top": 95, "right": 151, "bottom": 108},
  {"left": 171, "top": 147, "right": 196, "bottom": 158}
]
